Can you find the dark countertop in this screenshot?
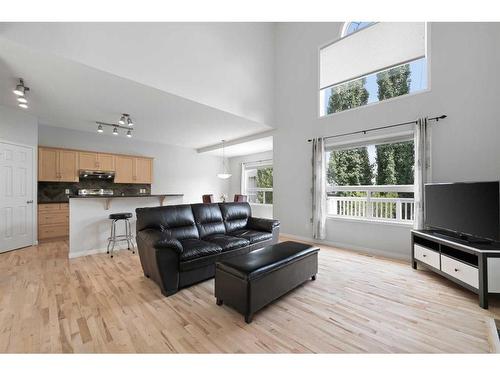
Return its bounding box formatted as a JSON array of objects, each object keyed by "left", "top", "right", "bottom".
[
  {"left": 68, "top": 194, "right": 183, "bottom": 199},
  {"left": 38, "top": 194, "right": 183, "bottom": 203}
]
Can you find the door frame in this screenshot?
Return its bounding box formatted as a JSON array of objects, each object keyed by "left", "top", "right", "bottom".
[{"left": 0, "top": 139, "right": 37, "bottom": 247}]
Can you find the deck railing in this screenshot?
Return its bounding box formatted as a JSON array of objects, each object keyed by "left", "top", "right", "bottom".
[{"left": 327, "top": 185, "right": 415, "bottom": 223}]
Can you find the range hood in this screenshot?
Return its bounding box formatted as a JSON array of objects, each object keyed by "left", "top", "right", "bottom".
[{"left": 79, "top": 170, "right": 115, "bottom": 180}]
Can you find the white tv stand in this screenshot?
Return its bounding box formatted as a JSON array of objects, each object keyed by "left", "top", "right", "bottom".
[{"left": 411, "top": 230, "right": 500, "bottom": 309}]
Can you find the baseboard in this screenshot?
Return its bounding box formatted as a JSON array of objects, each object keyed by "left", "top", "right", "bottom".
[
  {"left": 280, "top": 232, "right": 409, "bottom": 262},
  {"left": 68, "top": 244, "right": 133, "bottom": 259}
]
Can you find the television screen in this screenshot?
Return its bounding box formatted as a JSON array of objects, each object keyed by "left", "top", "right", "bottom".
[{"left": 425, "top": 181, "right": 500, "bottom": 241}]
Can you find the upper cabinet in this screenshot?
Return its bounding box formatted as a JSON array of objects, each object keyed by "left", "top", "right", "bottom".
[
  {"left": 78, "top": 151, "right": 115, "bottom": 171},
  {"left": 115, "top": 155, "right": 153, "bottom": 184},
  {"left": 135, "top": 157, "right": 153, "bottom": 184},
  {"left": 38, "top": 147, "right": 78, "bottom": 182},
  {"left": 38, "top": 147, "right": 152, "bottom": 184}
]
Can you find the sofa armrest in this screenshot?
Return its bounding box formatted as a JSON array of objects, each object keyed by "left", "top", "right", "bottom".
[
  {"left": 155, "top": 234, "right": 183, "bottom": 254},
  {"left": 247, "top": 217, "right": 280, "bottom": 233},
  {"left": 136, "top": 228, "right": 182, "bottom": 296}
]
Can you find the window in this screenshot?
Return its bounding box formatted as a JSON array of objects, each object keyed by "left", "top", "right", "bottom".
[
  {"left": 342, "top": 22, "right": 374, "bottom": 36},
  {"left": 319, "top": 22, "right": 427, "bottom": 116},
  {"left": 242, "top": 162, "right": 273, "bottom": 205},
  {"left": 326, "top": 137, "right": 415, "bottom": 223}
]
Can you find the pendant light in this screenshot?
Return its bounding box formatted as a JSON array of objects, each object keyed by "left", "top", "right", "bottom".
[{"left": 217, "top": 140, "right": 232, "bottom": 179}]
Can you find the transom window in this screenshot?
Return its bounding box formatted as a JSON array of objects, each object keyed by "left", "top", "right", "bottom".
[
  {"left": 320, "top": 22, "right": 428, "bottom": 116},
  {"left": 342, "top": 22, "right": 374, "bottom": 36},
  {"left": 326, "top": 136, "right": 415, "bottom": 223}
]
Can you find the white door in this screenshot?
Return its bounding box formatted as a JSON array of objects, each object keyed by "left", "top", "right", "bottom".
[{"left": 0, "top": 142, "right": 34, "bottom": 253}]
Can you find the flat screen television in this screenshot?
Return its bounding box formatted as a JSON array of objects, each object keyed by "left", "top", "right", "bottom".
[{"left": 425, "top": 181, "right": 500, "bottom": 242}]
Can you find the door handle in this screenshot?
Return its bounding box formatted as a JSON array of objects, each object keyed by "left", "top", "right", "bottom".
[{"left": 26, "top": 200, "right": 33, "bottom": 204}]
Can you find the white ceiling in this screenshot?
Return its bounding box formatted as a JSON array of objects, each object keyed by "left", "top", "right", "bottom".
[
  {"left": 0, "top": 22, "right": 275, "bottom": 126},
  {"left": 0, "top": 36, "right": 273, "bottom": 149},
  {"left": 204, "top": 136, "right": 273, "bottom": 158}
]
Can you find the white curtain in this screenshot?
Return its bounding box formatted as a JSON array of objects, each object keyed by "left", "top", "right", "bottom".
[
  {"left": 240, "top": 163, "right": 246, "bottom": 194},
  {"left": 312, "top": 138, "right": 327, "bottom": 239},
  {"left": 414, "top": 117, "right": 431, "bottom": 230}
]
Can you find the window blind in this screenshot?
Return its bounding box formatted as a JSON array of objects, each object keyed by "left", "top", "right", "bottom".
[{"left": 320, "top": 22, "right": 426, "bottom": 90}]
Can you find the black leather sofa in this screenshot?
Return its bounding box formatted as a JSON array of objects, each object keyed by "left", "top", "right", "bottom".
[{"left": 135, "top": 202, "right": 280, "bottom": 296}]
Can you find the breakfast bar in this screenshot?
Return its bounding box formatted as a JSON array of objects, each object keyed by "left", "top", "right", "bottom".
[{"left": 69, "top": 194, "right": 183, "bottom": 258}]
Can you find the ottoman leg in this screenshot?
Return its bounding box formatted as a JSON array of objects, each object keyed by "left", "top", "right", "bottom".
[
  {"left": 311, "top": 274, "right": 316, "bottom": 281},
  {"left": 216, "top": 298, "right": 223, "bottom": 306},
  {"left": 245, "top": 314, "right": 253, "bottom": 324}
]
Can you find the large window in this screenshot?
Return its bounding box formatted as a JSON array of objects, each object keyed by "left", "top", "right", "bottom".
[
  {"left": 242, "top": 162, "right": 273, "bottom": 205},
  {"left": 319, "top": 22, "right": 427, "bottom": 116},
  {"left": 326, "top": 137, "right": 415, "bottom": 223}
]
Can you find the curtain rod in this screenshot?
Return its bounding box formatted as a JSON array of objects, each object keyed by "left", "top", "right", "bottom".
[{"left": 307, "top": 115, "right": 447, "bottom": 143}]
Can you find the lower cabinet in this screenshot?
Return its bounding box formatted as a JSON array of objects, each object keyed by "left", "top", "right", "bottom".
[{"left": 38, "top": 203, "right": 69, "bottom": 241}]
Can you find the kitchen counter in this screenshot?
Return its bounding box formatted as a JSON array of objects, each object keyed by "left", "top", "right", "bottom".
[
  {"left": 68, "top": 193, "right": 184, "bottom": 258},
  {"left": 69, "top": 194, "right": 183, "bottom": 198}
]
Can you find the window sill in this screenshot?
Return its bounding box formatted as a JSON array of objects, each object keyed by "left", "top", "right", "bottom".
[
  {"left": 249, "top": 203, "right": 273, "bottom": 207},
  {"left": 326, "top": 215, "right": 414, "bottom": 228}
]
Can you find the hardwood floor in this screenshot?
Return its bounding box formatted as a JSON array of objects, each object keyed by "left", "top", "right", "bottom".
[{"left": 0, "top": 238, "right": 498, "bottom": 353}]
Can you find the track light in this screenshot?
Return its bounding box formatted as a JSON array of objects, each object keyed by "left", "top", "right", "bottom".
[
  {"left": 119, "top": 114, "right": 127, "bottom": 125},
  {"left": 97, "top": 124, "right": 104, "bottom": 133},
  {"left": 13, "top": 79, "right": 27, "bottom": 96},
  {"left": 113, "top": 127, "right": 118, "bottom": 135},
  {"left": 127, "top": 117, "right": 134, "bottom": 126},
  {"left": 126, "top": 130, "right": 132, "bottom": 138},
  {"left": 13, "top": 79, "right": 30, "bottom": 109}
]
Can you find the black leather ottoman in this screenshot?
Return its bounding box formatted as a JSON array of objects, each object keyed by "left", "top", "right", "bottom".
[{"left": 215, "top": 241, "right": 319, "bottom": 323}]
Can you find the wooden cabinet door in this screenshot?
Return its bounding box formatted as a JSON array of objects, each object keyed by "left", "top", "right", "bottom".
[
  {"left": 135, "top": 157, "right": 153, "bottom": 183},
  {"left": 79, "top": 152, "right": 98, "bottom": 170},
  {"left": 59, "top": 149, "right": 78, "bottom": 182},
  {"left": 98, "top": 153, "right": 115, "bottom": 171},
  {"left": 38, "top": 147, "right": 59, "bottom": 181},
  {"left": 115, "top": 155, "right": 135, "bottom": 183}
]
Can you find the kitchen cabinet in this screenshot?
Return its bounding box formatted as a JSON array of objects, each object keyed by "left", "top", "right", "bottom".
[
  {"left": 38, "top": 203, "right": 69, "bottom": 241},
  {"left": 115, "top": 155, "right": 135, "bottom": 183},
  {"left": 38, "top": 146, "right": 152, "bottom": 184},
  {"left": 38, "top": 147, "right": 78, "bottom": 182},
  {"left": 78, "top": 151, "right": 115, "bottom": 171},
  {"left": 135, "top": 157, "right": 153, "bottom": 183},
  {"left": 115, "top": 155, "right": 153, "bottom": 184}
]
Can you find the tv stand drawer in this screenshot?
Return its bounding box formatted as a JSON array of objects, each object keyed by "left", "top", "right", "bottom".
[
  {"left": 414, "top": 244, "right": 440, "bottom": 269},
  {"left": 441, "top": 255, "right": 478, "bottom": 289}
]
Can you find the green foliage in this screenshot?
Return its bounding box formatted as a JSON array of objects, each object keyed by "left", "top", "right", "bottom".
[
  {"left": 377, "top": 64, "right": 411, "bottom": 100},
  {"left": 256, "top": 168, "right": 273, "bottom": 188},
  {"left": 327, "top": 78, "right": 369, "bottom": 114},
  {"left": 256, "top": 167, "right": 273, "bottom": 204},
  {"left": 327, "top": 147, "right": 373, "bottom": 189}
]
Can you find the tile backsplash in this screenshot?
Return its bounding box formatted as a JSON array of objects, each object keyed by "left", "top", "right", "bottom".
[{"left": 38, "top": 181, "right": 151, "bottom": 203}]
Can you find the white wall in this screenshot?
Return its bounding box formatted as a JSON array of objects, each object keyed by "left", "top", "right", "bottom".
[
  {"left": 228, "top": 150, "right": 274, "bottom": 219},
  {"left": 0, "top": 23, "right": 275, "bottom": 126},
  {"left": 38, "top": 124, "right": 229, "bottom": 204},
  {"left": 274, "top": 22, "right": 500, "bottom": 259},
  {"left": 0, "top": 104, "right": 38, "bottom": 147}
]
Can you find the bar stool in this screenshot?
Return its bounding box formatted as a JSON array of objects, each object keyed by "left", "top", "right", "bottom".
[{"left": 106, "top": 212, "right": 135, "bottom": 258}]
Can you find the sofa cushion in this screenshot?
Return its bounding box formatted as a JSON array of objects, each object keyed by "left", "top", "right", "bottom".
[
  {"left": 179, "top": 239, "right": 222, "bottom": 261},
  {"left": 204, "top": 234, "right": 250, "bottom": 252},
  {"left": 192, "top": 203, "right": 226, "bottom": 238},
  {"left": 230, "top": 229, "right": 272, "bottom": 244},
  {"left": 219, "top": 202, "right": 251, "bottom": 233},
  {"left": 136, "top": 205, "right": 199, "bottom": 240}
]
